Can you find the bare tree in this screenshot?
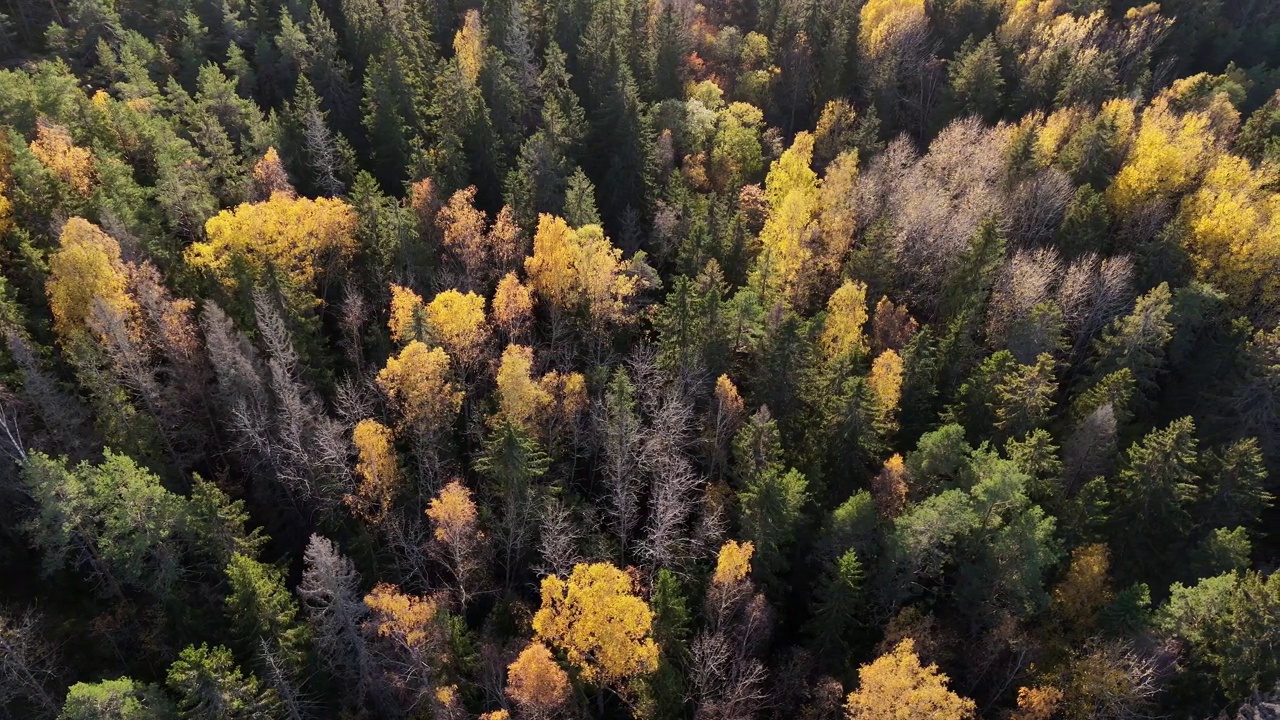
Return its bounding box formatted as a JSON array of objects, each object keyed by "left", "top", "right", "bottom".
[
  {"left": 259, "top": 638, "right": 315, "bottom": 720},
  {"left": 536, "top": 497, "right": 582, "bottom": 578},
  {"left": 297, "top": 535, "right": 380, "bottom": 712},
  {"left": 0, "top": 609, "right": 60, "bottom": 718},
  {"left": 1057, "top": 253, "right": 1134, "bottom": 359},
  {"left": 593, "top": 368, "right": 645, "bottom": 557}
]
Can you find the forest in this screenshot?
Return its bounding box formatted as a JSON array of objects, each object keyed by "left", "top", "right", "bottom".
[{"left": 0, "top": 0, "right": 1278, "bottom": 716}]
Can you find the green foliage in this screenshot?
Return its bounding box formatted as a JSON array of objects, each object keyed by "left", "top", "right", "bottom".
[
  {"left": 166, "top": 644, "right": 278, "bottom": 720},
  {"left": 224, "top": 553, "right": 310, "bottom": 669},
  {"left": 58, "top": 677, "right": 175, "bottom": 720}
]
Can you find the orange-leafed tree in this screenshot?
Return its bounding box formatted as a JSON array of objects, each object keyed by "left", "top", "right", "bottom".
[
  {"left": 249, "top": 147, "right": 296, "bottom": 201},
  {"left": 845, "top": 639, "right": 976, "bottom": 720},
  {"left": 871, "top": 454, "right": 908, "bottom": 519},
  {"left": 506, "top": 640, "right": 571, "bottom": 718},
  {"left": 425, "top": 480, "right": 488, "bottom": 609},
  {"left": 532, "top": 562, "right": 659, "bottom": 688}
]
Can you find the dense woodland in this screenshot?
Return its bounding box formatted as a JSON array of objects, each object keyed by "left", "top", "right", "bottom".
[{"left": 0, "top": 0, "right": 1279, "bottom": 717}]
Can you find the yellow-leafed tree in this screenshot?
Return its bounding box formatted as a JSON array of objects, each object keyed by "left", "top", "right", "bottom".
[
  {"left": 493, "top": 273, "right": 535, "bottom": 340},
  {"left": 532, "top": 562, "right": 659, "bottom": 687},
  {"left": 389, "top": 284, "right": 429, "bottom": 345},
  {"left": 755, "top": 132, "right": 821, "bottom": 306},
  {"left": 346, "top": 419, "right": 403, "bottom": 527},
  {"left": 377, "top": 341, "right": 463, "bottom": 440},
  {"left": 1180, "top": 154, "right": 1280, "bottom": 310},
  {"left": 869, "top": 349, "right": 904, "bottom": 427},
  {"left": 426, "top": 289, "right": 489, "bottom": 367},
  {"left": 46, "top": 218, "right": 137, "bottom": 343},
  {"left": 506, "top": 641, "right": 571, "bottom": 717},
  {"left": 426, "top": 480, "right": 487, "bottom": 609},
  {"left": 30, "top": 119, "right": 94, "bottom": 195},
  {"left": 819, "top": 280, "right": 870, "bottom": 363},
  {"left": 189, "top": 192, "right": 357, "bottom": 300},
  {"left": 524, "top": 215, "right": 645, "bottom": 331},
  {"left": 859, "top": 0, "right": 926, "bottom": 60},
  {"left": 495, "top": 344, "right": 553, "bottom": 431},
  {"left": 845, "top": 638, "right": 976, "bottom": 720}
]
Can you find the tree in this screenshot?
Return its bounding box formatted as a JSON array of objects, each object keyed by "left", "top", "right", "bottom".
[
  {"left": 188, "top": 192, "right": 357, "bottom": 306},
  {"left": 734, "top": 410, "right": 809, "bottom": 589},
  {"left": 819, "top": 280, "right": 870, "bottom": 364},
  {"left": 362, "top": 583, "right": 445, "bottom": 713},
  {"left": 20, "top": 450, "right": 185, "bottom": 599},
  {"left": 506, "top": 641, "right": 571, "bottom": 718},
  {"left": 297, "top": 535, "right": 377, "bottom": 704},
  {"left": 0, "top": 610, "right": 60, "bottom": 717},
  {"left": 225, "top": 553, "right": 310, "bottom": 670},
  {"left": 805, "top": 549, "right": 864, "bottom": 667},
  {"left": 1110, "top": 417, "right": 1200, "bottom": 582},
  {"left": 58, "top": 677, "right": 174, "bottom": 719},
  {"left": 754, "top": 132, "right": 820, "bottom": 306},
  {"left": 30, "top": 118, "right": 93, "bottom": 195},
  {"left": 166, "top": 644, "right": 277, "bottom": 720},
  {"left": 869, "top": 349, "right": 905, "bottom": 430},
  {"left": 532, "top": 562, "right": 659, "bottom": 688},
  {"left": 425, "top": 480, "right": 487, "bottom": 609},
  {"left": 425, "top": 289, "right": 489, "bottom": 368},
  {"left": 1090, "top": 282, "right": 1173, "bottom": 406},
  {"left": 844, "top": 639, "right": 976, "bottom": 720},
  {"left": 345, "top": 418, "right": 404, "bottom": 528},
  {"left": 477, "top": 419, "right": 549, "bottom": 586},
  {"left": 388, "top": 284, "right": 429, "bottom": 345},
  {"left": 376, "top": 342, "right": 463, "bottom": 467},
  {"left": 948, "top": 36, "right": 1003, "bottom": 122},
  {"left": 1050, "top": 543, "right": 1114, "bottom": 637},
  {"left": 46, "top": 218, "right": 136, "bottom": 345},
  {"left": 1159, "top": 570, "right": 1280, "bottom": 703},
  {"left": 493, "top": 273, "right": 534, "bottom": 341}
]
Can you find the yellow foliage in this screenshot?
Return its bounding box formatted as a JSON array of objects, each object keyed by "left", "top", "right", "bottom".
[
  {"left": 714, "top": 375, "right": 745, "bottom": 419},
  {"left": 364, "top": 583, "right": 440, "bottom": 650},
  {"left": 30, "top": 119, "right": 94, "bottom": 195},
  {"left": 191, "top": 192, "right": 357, "bottom": 294},
  {"left": 1181, "top": 154, "right": 1280, "bottom": 309},
  {"left": 525, "top": 215, "right": 643, "bottom": 328},
  {"left": 871, "top": 454, "right": 908, "bottom": 519},
  {"left": 250, "top": 146, "right": 295, "bottom": 199},
  {"left": 346, "top": 419, "right": 402, "bottom": 527},
  {"left": 540, "top": 369, "right": 588, "bottom": 425},
  {"left": 869, "top": 349, "right": 904, "bottom": 422},
  {"left": 532, "top": 562, "right": 659, "bottom": 686},
  {"left": 389, "top": 284, "right": 428, "bottom": 345},
  {"left": 495, "top": 344, "right": 553, "bottom": 431},
  {"left": 712, "top": 540, "right": 755, "bottom": 587},
  {"left": 426, "top": 289, "right": 489, "bottom": 366},
  {"left": 454, "top": 10, "right": 485, "bottom": 88},
  {"left": 845, "top": 639, "right": 976, "bottom": 720},
  {"left": 1012, "top": 685, "right": 1064, "bottom": 720},
  {"left": 819, "top": 280, "right": 870, "bottom": 362},
  {"left": 481, "top": 712, "right": 511, "bottom": 720},
  {"left": 757, "top": 132, "right": 821, "bottom": 306},
  {"left": 1107, "top": 95, "right": 1222, "bottom": 214},
  {"left": 818, "top": 151, "right": 859, "bottom": 276},
  {"left": 1035, "top": 106, "right": 1084, "bottom": 167},
  {"left": 46, "top": 218, "right": 137, "bottom": 342},
  {"left": 525, "top": 215, "right": 578, "bottom": 312},
  {"left": 493, "top": 273, "right": 534, "bottom": 335},
  {"left": 438, "top": 186, "right": 488, "bottom": 279},
  {"left": 1050, "top": 543, "right": 1113, "bottom": 633},
  {"left": 859, "top": 0, "right": 926, "bottom": 59},
  {"left": 998, "top": 0, "right": 1068, "bottom": 42},
  {"left": 376, "top": 341, "right": 463, "bottom": 437},
  {"left": 426, "top": 480, "right": 479, "bottom": 545},
  {"left": 506, "top": 641, "right": 571, "bottom": 714}
]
